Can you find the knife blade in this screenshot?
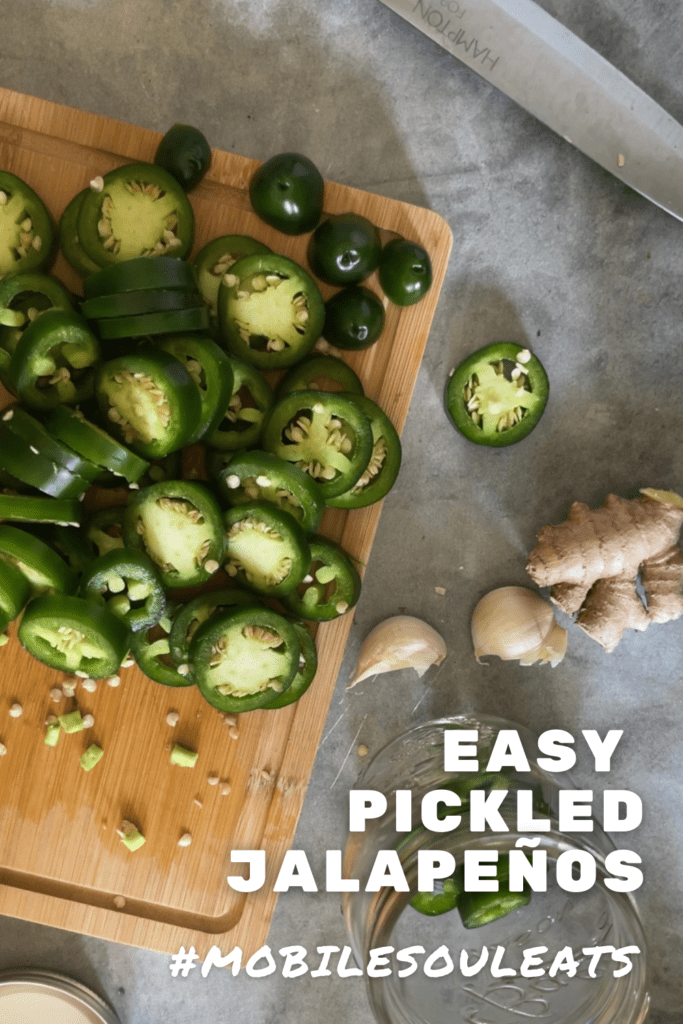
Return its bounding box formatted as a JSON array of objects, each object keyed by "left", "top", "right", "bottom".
[{"left": 377, "top": 0, "right": 683, "bottom": 221}]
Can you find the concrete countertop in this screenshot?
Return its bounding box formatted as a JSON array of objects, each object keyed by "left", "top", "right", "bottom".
[{"left": 0, "top": 1, "right": 682, "bottom": 1021}]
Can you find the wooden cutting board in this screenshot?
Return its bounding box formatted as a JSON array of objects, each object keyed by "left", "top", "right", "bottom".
[{"left": 0, "top": 87, "right": 452, "bottom": 956}]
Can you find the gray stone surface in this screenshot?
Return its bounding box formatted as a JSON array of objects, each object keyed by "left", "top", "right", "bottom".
[{"left": 1, "top": 0, "right": 683, "bottom": 1020}]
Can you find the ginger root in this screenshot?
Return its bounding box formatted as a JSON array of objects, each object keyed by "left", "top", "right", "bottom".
[{"left": 526, "top": 489, "right": 683, "bottom": 652}]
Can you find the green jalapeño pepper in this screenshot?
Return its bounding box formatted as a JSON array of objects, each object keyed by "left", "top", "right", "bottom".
[
  {"left": 326, "top": 395, "right": 402, "bottom": 510},
  {"left": 323, "top": 285, "right": 386, "bottom": 350},
  {"left": 155, "top": 333, "right": 234, "bottom": 442},
  {"left": 168, "top": 587, "right": 260, "bottom": 678},
  {"left": 18, "top": 593, "right": 130, "bottom": 677},
  {"left": 217, "top": 253, "right": 325, "bottom": 370},
  {"left": 0, "top": 272, "right": 73, "bottom": 368},
  {"left": 203, "top": 355, "right": 273, "bottom": 452},
  {"left": 94, "top": 348, "right": 202, "bottom": 459},
  {"left": 213, "top": 450, "right": 324, "bottom": 534},
  {"left": 190, "top": 605, "right": 301, "bottom": 713},
  {"left": 8, "top": 308, "right": 101, "bottom": 411},
  {"left": 154, "top": 123, "right": 212, "bottom": 191},
  {"left": 83, "top": 255, "right": 197, "bottom": 299},
  {"left": 276, "top": 355, "right": 364, "bottom": 398},
  {"left": 455, "top": 854, "right": 532, "bottom": 929},
  {"left": 192, "top": 234, "right": 271, "bottom": 318},
  {"left": 46, "top": 405, "right": 150, "bottom": 484},
  {"left": 130, "top": 606, "right": 193, "bottom": 687},
  {"left": 79, "top": 547, "right": 166, "bottom": 632},
  {"left": 77, "top": 162, "right": 194, "bottom": 266},
  {"left": 445, "top": 342, "right": 549, "bottom": 447},
  {"left": 58, "top": 189, "right": 101, "bottom": 278},
  {"left": 223, "top": 502, "right": 311, "bottom": 598},
  {"left": 249, "top": 152, "right": 324, "bottom": 235},
  {"left": 2, "top": 405, "right": 101, "bottom": 483},
  {"left": 0, "top": 171, "right": 54, "bottom": 279},
  {"left": 0, "top": 524, "right": 77, "bottom": 594},
  {"left": 283, "top": 537, "right": 361, "bottom": 621},
  {"left": 261, "top": 389, "right": 374, "bottom": 500},
  {"left": 307, "top": 212, "right": 382, "bottom": 287},
  {"left": 0, "top": 421, "right": 91, "bottom": 500},
  {"left": 378, "top": 238, "right": 432, "bottom": 307},
  {"left": 123, "top": 479, "right": 225, "bottom": 590},
  {"left": 265, "top": 621, "right": 318, "bottom": 709}
]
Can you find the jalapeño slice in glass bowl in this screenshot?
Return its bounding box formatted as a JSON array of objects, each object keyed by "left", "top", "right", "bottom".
[
  {"left": 123, "top": 479, "right": 225, "bottom": 590},
  {"left": 260, "top": 389, "right": 373, "bottom": 501},
  {"left": 445, "top": 342, "right": 549, "bottom": 447},
  {"left": 77, "top": 162, "right": 194, "bottom": 266},
  {"left": 190, "top": 605, "right": 301, "bottom": 713},
  {"left": 217, "top": 253, "right": 325, "bottom": 370},
  {"left": 0, "top": 170, "right": 55, "bottom": 279},
  {"left": 223, "top": 502, "right": 311, "bottom": 598}
]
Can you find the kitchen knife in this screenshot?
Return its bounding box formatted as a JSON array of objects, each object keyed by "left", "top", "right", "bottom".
[{"left": 377, "top": 0, "right": 683, "bottom": 221}]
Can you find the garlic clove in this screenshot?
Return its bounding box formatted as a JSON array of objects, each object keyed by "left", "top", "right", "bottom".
[
  {"left": 348, "top": 615, "right": 447, "bottom": 688},
  {"left": 471, "top": 586, "right": 567, "bottom": 667}
]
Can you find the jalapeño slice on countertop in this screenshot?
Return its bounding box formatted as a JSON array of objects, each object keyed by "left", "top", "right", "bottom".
[
  {"left": 18, "top": 593, "right": 130, "bottom": 677},
  {"left": 94, "top": 348, "right": 201, "bottom": 459},
  {"left": 58, "top": 189, "right": 102, "bottom": 278},
  {"left": 79, "top": 547, "right": 166, "bottom": 632},
  {"left": 213, "top": 450, "right": 324, "bottom": 534},
  {"left": 192, "top": 235, "right": 271, "bottom": 317},
  {"left": 0, "top": 524, "right": 77, "bottom": 594},
  {"left": 124, "top": 479, "right": 225, "bottom": 590},
  {"left": 46, "top": 405, "right": 150, "bottom": 483},
  {"left": 264, "top": 621, "right": 318, "bottom": 709},
  {"left": 445, "top": 342, "right": 549, "bottom": 447},
  {"left": 260, "top": 389, "right": 373, "bottom": 500},
  {"left": 283, "top": 536, "right": 361, "bottom": 621},
  {"left": 204, "top": 355, "right": 273, "bottom": 452},
  {"left": 217, "top": 253, "right": 325, "bottom": 370},
  {"left": 77, "top": 163, "right": 194, "bottom": 266},
  {"left": 0, "top": 171, "right": 55, "bottom": 279},
  {"left": 83, "top": 255, "right": 197, "bottom": 299},
  {"left": 155, "top": 333, "right": 234, "bottom": 442},
  {"left": 276, "top": 355, "right": 364, "bottom": 397},
  {"left": 223, "top": 502, "right": 311, "bottom": 598},
  {"left": 168, "top": 587, "right": 259, "bottom": 676},
  {"left": 326, "top": 395, "right": 402, "bottom": 509},
  {"left": 190, "top": 605, "right": 301, "bottom": 713},
  {"left": 8, "top": 308, "right": 101, "bottom": 411}
]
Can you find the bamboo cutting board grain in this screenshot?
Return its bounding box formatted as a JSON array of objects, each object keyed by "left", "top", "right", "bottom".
[{"left": 0, "top": 87, "right": 452, "bottom": 956}]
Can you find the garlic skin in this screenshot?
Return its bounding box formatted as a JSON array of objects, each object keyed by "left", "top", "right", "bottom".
[
  {"left": 348, "top": 615, "right": 447, "bottom": 688},
  {"left": 471, "top": 586, "right": 567, "bottom": 667}
]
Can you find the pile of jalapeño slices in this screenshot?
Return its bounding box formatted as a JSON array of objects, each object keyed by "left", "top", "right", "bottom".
[{"left": 0, "top": 151, "right": 410, "bottom": 714}]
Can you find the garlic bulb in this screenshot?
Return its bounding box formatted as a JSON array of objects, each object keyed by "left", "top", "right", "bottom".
[
  {"left": 471, "top": 586, "right": 567, "bottom": 667},
  {"left": 348, "top": 615, "right": 447, "bottom": 688}
]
